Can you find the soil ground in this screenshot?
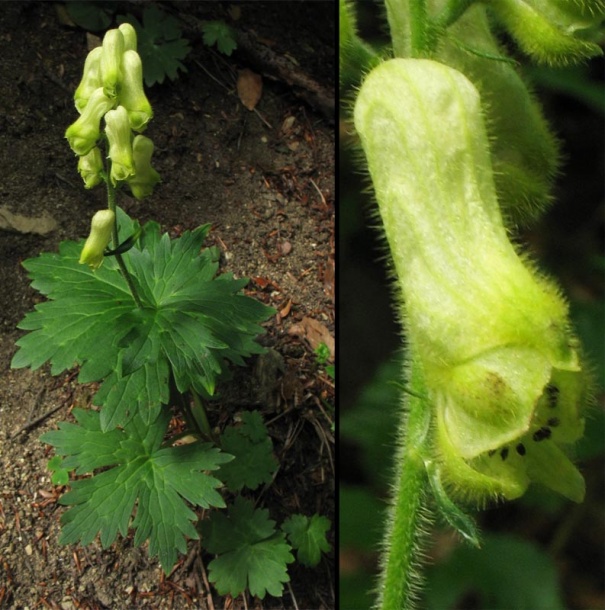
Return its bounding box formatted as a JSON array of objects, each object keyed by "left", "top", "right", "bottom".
[{"left": 0, "top": 2, "right": 335, "bottom": 608}]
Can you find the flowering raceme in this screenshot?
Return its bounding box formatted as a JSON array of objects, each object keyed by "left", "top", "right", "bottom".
[{"left": 65, "top": 26, "right": 160, "bottom": 196}]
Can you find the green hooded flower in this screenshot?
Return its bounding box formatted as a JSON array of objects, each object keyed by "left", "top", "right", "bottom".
[
  {"left": 65, "top": 87, "right": 114, "bottom": 156},
  {"left": 79, "top": 209, "right": 115, "bottom": 270},
  {"left": 118, "top": 22, "right": 137, "bottom": 53},
  {"left": 354, "top": 58, "right": 588, "bottom": 504},
  {"left": 119, "top": 50, "right": 153, "bottom": 132},
  {"left": 77, "top": 147, "right": 104, "bottom": 189},
  {"left": 100, "top": 28, "right": 124, "bottom": 99},
  {"left": 127, "top": 135, "right": 161, "bottom": 200},
  {"left": 74, "top": 46, "right": 103, "bottom": 114},
  {"left": 105, "top": 105, "right": 134, "bottom": 185}
]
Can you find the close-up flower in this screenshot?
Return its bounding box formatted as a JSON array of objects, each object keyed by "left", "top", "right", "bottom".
[
  {"left": 127, "top": 135, "right": 160, "bottom": 199},
  {"left": 354, "top": 58, "right": 588, "bottom": 504},
  {"left": 79, "top": 209, "right": 115, "bottom": 270},
  {"left": 105, "top": 105, "right": 135, "bottom": 184},
  {"left": 65, "top": 87, "right": 114, "bottom": 156}
]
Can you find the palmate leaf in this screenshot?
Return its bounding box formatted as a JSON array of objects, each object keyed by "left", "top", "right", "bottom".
[
  {"left": 219, "top": 411, "right": 278, "bottom": 492},
  {"left": 118, "top": 6, "right": 191, "bottom": 86},
  {"left": 12, "top": 207, "right": 274, "bottom": 431},
  {"left": 281, "top": 513, "right": 332, "bottom": 567},
  {"left": 200, "top": 496, "right": 295, "bottom": 599},
  {"left": 41, "top": 408, "right": 232, "bottom": 573}
]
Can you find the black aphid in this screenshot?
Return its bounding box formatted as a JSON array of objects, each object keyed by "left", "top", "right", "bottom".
[
  {"left": 500, "top": 447, "right": 509, "bottom": 461},
  {"left": 547, "top": 417, "right": 560, "bottom": 427},
  {"left": 533, "top": 426, "right": 552, "bottom": 442},
  {"left": 545, "top": 383, "right": 559, "bottom": 408},
  {"left": 516, "top": 443, "right": 526, "bottom": 456}
]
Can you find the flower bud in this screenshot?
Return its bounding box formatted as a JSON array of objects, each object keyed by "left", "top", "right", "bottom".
[
  {"left": 119, "top": 50, "right": 153, "bottom": 132},
  {"left": 79, "top": 209, "right": 115, "bottom": 270},
  {"left": 118, "top": 22, "right": 138, "bottom": 52},
  {"left": 100, "top": 28, "right": 124, "bottom": 99},
  {"left": 489, "top": 0, "right": 604, "bottom": 64},
  {"left": 74, "top": 47, "right": 103, "bottom": 114},
  {"left": 429, "top": 0, "right": 560, "bottom": 226},
  {"left": 126, "top": 135, "right": 161, "bottom": 199},
  {"left": 354, "top": 59, "right": 588, "bottom": 503},
  {"left": 77, "top": 147, "right": 104, "bottom": 189},
  {"left": 65, "top": 87, "right": 114, "bottom": 156},
  {"left": 105, "top": 106, "right": 134, "bottom": 185}
]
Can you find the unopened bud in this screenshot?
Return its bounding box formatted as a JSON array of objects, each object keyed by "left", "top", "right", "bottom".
[
  {"left": 79, "top": 209, "right": 115, "bottom": 270},
  {"left": 74, "top": 47, "right": 103, "bottom": 114},
  {"left": 127, "top": 135, "right": 161, "bottom": 199},
  {"left": 105, "top": 106, "right": 135, "bottom": 184},
  {"left": 65, "top": 87, "right": 114, "bottom": 156},
  {"left": 77, "top": 147, "right": 104, "bottom": 189},
  {"left": 100, "top": 28, "right": 124, "bottom": 99},
  {"left": 118, "top": 22, "right": 138, "bottom": 52},
  {"left": 119, "top": 50, "right": 153, "bottom": 132}
]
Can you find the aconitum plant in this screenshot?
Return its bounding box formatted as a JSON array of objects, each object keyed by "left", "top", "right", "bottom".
[
  {"left": 12, "top": 25, "right": 330, "bottom": 598},
  {"left": 341, "top": 0, "right": 602, "bottom": 608}
]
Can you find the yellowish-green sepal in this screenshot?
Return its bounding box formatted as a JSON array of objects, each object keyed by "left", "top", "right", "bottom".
[
  {"left": 354, "top": 58, "right": 587, "bottom": 504},
  {"left": 79, "top": 209, "right": 115, "bottom": 270}
]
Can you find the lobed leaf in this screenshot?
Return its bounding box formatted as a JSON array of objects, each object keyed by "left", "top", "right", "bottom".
[
  {"left": 42, "top": 409, "right": 231, "bottom": 573},
  {"left": 13, "top": 207, "right": 274, "bottom": 431},
  {"left": 282, "top": 513, "right": 332, "bottom": 567},
  {"left": 218, "top": 411, "right": 277, "bottom": 492},
  {"left": 201, "top": 496, "right": 295, "bottom": 598}
]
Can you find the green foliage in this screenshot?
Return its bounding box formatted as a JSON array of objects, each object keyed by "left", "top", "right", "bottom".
[
  {"left": 200, "top": 495, "right": 295, "bottom": 598},
  {"left": 118, "top": 6, "right": 191, "bottom": 86},
  {"left": 201, "top": 20, "right": 238, "bottom": 56},
  {"left": 315, "top": 342, "right": 335, "bottom": 380},
  {"left": 12, "top": 208, "right": 274, "bottom": 432},
  {"left": 424, "top": 534, "right": 566, "bottom": 610},
  {"left": 47, "top": 455, "right": 69, "bottom": 486},
  {"left": 218, "top": 410, "right": 278, "bottom": 492},
  {"left": 41, "top": 408, "right": 231, "bottom": 573},
  {"left": 66, "top": 1, "right": 114, "bottom": 31},
  {"left": 282, "top": 513, "right": 331, "bottom": 567}
]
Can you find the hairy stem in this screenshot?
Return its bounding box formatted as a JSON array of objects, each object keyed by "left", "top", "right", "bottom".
[
  {"left": 377, "top": 359, "right": 431, "bottom": 610},
  {"left": 105, "top": 172, "right": 143, "bottom": 309},
  {"left": 385, "top": 0, "right": 432, "bottom": 58}
]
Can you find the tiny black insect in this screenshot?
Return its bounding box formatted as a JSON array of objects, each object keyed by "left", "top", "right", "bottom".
[
  {"left": 500, "top": 447, "right": 509, "bottom": 461},
  {"left": 516, "top": 443, "right": 526, "bottom": 456},
  {"left": 547, "top": 417, "right": 560, "bottom": 427},
  {"left": 488, "top": 449, "right": 496, "bottom": 457},
  {"left": 545, "top": 383, "right": 559, "bottom": 408},
  {"left": 533, "top": 426, "right": 552, "bottom": 442}
]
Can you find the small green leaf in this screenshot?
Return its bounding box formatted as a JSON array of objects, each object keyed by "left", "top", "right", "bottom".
[
  {"left": 426, "top": 461, "right": 481, "bottom": 548},
  {"left": 282, "top": 513, "right": 332, "bottom": 567},
  {"left": 66, "top": 1, "right": 114, "bottom": 32},
  {"left": 41, "top": 408, "right": 231, "bottom": 573},
  {"left": 201, "top": 21, "right": 237, "bottom": 56},
  {"left": 201, "top": 496, "right": 295, "bottom": 598},
  {"left": 218, "top": 411, "right": 278, "bottom": 492},
  {"left": 118, "top": 7, "right": 191, "bottom": 87},
  {"left": 48, "top": 455, "right": 69, "bottom": 486}
]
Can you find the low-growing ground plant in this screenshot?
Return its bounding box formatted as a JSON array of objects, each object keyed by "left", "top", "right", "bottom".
[{"left": 11, "top": 24, "right": 330, "bottom": 600}]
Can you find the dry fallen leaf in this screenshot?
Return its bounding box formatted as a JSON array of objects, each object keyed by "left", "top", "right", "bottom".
[
  {"left": 0, "top": 207, "right": 57, "bottom": 235},
  {"left": 288, "top": 317, "right": 334, "bottom": 361},
  {"left": 237, "top": 68, "right": 263, "bottom": 111}
]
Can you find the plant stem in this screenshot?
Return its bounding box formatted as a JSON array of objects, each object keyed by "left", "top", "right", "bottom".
[
  {"left": 105, "top": 173, "right": 144, "bottom": 309},
  {"left": 190, "top": 390, "right": 214, "bottom": 440},
  {"left": 376, "top": 358, "right": 431, "bottom": 610},
  {"left": 385, "top": 0, "right": 432, "bottom": 58}
]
